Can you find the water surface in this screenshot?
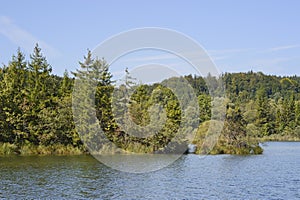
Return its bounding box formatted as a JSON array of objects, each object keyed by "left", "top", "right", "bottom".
[{"left": 0, "top": 142, "right": 299, "bottom": 199}]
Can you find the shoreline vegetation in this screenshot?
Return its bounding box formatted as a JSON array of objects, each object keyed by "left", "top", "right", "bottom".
[
  {"left": 1, "top": 45, "right": 300, "bottom": 156},
  {"left": 2, "top": 137, "right": 300, "bottom": 156}
]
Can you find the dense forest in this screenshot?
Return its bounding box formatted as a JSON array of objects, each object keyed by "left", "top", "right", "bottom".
[{"left": 0, "top": 45, "right": 300, "bottom": 155}]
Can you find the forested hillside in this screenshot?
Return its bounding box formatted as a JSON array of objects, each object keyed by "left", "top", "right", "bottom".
[{"left": 0, "top": 45, "right": 299, "bottom": 155}]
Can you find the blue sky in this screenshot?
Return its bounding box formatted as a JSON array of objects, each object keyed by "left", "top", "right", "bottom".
[{"left": 0, "top": 0, "right": 300, "bottom": 76}]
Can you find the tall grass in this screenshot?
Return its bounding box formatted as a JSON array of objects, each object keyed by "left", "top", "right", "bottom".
[
  {"left": 0, "top": 143, "right": 85, "bottom": 156},
  {"left": 0, "top": 143, "right": 18, "bottom": 155},
  {"left": 259, "top": 134, "right": 300, "bottom": 142}
]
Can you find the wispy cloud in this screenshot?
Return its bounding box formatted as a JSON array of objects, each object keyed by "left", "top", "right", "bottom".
[
  {"left": 252, "top": 57, "right": 293, "bottom": 67},
  {"left": 209, "top": 45, "right": 300, "bottom": 57},
  {"left": 112, "top": 45, "right": 300, "bottom": 77},
  {"left": 0, "top": 16, "right": 60, "bottom": 58},
  {"left": 207, "top": 48, "right": 255, "bottom": 62},
  {"left": 268, "top": 45, "right": 300, "bottom": 52}
]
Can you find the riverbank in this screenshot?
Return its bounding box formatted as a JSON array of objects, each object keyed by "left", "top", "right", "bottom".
[
  {"left": 1, "top": 137, "right": 299, "bottom": 156},
  {"left": 0, "top": 142, "right": 263, "bottom": 156},
  {"left": 0, "top": 143, "right": 85, "bottom": 156},
  {"left": 258, "top": 134, "right": 300, "bottom": 142}
]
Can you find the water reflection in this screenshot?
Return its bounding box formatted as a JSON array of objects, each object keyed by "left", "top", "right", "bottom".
[{"left": 94, "top": 154, "right": 183, "bottom": 173}]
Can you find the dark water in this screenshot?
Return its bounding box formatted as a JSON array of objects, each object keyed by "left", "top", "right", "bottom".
[{"left": 0, "top": 142, "right": 299, "bottom": 199}]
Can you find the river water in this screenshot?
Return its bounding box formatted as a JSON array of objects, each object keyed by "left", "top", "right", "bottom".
[{"left": 0, "top": 142, "right": 299, "bottom": 199}]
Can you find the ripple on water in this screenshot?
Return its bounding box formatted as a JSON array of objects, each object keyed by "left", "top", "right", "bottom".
[{"left": 0, "top": 142, "right": 299, "bottom": 199}]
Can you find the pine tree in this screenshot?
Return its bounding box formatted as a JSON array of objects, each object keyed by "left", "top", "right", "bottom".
[
  {"left": 72, "top": 50, "right": 115, "bottom": 152},
  {"left": 1, "top": 49, "right": 28, "bottom": 144},
  {"left": 222, "top": 103, "right": 247, "bottom": 148},
  {"left": 26, "top": 44, "right": 53, "bottom": 144},
  {"left": 28, "top": 43, "right": 52, "bottom": 103},
  {"left": 255, "top": 88, "right": 275, "bottom": 136},
  {"left": 198, "top": 94, "right": 212, "bottom": 123},
  {"left": 59, "top": 70, "right": 73, "bottom": 97}
]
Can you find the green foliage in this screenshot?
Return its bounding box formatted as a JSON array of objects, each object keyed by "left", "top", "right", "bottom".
[
  {"left": 198, "top": 94, "right": 211, "bottom": 123},
  {"left": 0, "top": 47, "right": 300, "bottom": 156},
  {"left": 0, "top": 45, "right": 82, "bottom": 155}
]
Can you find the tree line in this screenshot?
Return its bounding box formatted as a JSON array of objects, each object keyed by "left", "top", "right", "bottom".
[{"left": 0, "top": 45, "right": 299, "bottom": 155}]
